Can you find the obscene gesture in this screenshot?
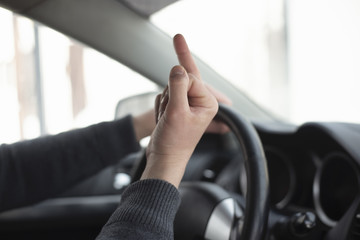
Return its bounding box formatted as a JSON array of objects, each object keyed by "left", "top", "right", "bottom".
[{"left": 141, "top": 34, "right": 219, "bottom": 187}]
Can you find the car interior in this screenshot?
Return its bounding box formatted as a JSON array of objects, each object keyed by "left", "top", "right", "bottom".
[{"left": 0, "top": 0, "right": 359, "bottom": 240}]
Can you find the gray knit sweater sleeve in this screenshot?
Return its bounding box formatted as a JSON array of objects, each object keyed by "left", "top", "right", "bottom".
[
  {"left": 0, "top": 115, "right": 140, "bottom": 212},
  {"left": 96, "top": 179, "right": 181, "bottom": 240}
]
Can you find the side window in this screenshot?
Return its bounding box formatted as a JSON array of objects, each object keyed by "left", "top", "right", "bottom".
[{"left": 0, "top": 9, "right": 160, "bottom": 144}]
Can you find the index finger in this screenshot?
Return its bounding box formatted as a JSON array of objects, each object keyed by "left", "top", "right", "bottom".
[{"left": 173, "top": 34, "right": 200, "bottom": 79}]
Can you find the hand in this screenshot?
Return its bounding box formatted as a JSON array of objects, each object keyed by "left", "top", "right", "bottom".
[
  {"left": 132, "top": 34, "right": 231, "bottom": 140},
  {"left": 141, "top": 34, "right": 218, "bottom": 187},
  {"left": 173, "top": 34, "right": 231, "bottom": 134},
  {"left": 132, "top": 109, "right": 156, "bottom": 142},
  {"left": 131, "top": 86, "right": 229, "bottom": 141}
]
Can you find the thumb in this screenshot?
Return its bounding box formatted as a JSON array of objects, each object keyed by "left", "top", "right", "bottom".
[{"left": 167, "top": 65, "right": 190, "bottom": 111}]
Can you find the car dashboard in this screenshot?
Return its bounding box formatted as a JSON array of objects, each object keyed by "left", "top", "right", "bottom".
[
  {"left": 244, "top": 121, "right": 360, "bottom": 239},
  {"left": 169, "top": 119, "right": 360, "bottom": 239},
  {"left": 0, "top": 118, "right": 359, "bottom": 240}
]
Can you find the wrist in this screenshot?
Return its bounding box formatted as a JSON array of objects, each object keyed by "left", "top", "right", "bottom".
[{"left": 140, "top": 154, "right": 189, "bottom": 188}]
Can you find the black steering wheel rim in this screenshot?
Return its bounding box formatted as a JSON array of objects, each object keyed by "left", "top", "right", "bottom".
[
  {"left": 131, "top": 104, "right": 269, "bottom": 240},
  {"left": 216, "top": 104, "right": 269, "bottom": 240}
]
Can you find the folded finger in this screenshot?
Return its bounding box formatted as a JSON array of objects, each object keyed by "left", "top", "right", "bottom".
[
  {"left": 205, "top": 84, "right": 232, "bottom": 105},
  {"left": 159, "top": 88, "right": 169, "bottom": 122},
  {"left": 154, "top": 94, "right": 161, "bottom": 123}
]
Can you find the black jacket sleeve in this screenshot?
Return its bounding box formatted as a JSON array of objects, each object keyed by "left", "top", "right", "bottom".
[
  {"left": 96, "top": 179, "right": 181, "bottom": 240},
  {"left": 0, "top": 115, "right": 140, "bottom": 212}
]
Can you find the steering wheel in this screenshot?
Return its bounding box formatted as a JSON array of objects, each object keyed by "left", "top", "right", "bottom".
[{"left": 131, "top": 104, "right": 269, "bottom": 240}]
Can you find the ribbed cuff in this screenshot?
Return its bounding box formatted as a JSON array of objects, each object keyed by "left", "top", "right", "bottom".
[{"left": 105, "top": 179, "right": 181, "bottom": 237}]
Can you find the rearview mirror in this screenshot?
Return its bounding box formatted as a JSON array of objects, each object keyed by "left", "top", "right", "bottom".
[{"left": 115, "top": 91, "right": 159, "bottom": 119}]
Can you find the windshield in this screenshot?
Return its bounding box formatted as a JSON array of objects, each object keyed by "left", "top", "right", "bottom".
[
  {"left": 0, "top": 8, "right": 159, "bottom": 143},
  {"left": 151, "top": 0, "right": 360, "bottom": 125}
]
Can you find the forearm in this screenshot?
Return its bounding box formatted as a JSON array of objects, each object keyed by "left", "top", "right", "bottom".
[
  {"left": 96, "top": 179, "right": 180, "bottom": 240},
  {"left": 0, "top": 116, "right": 140, "bottom": 212}
]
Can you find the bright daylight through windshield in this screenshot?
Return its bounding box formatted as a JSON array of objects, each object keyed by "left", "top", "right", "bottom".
[
  {"left": 0, "top": 0, "right": 359, "bottom": 144},
  {"left": 151, "top": 0, "right": 360, "bottom": 125}
]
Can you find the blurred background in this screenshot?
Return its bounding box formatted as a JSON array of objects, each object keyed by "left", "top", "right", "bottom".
[{"left": 1, "top": 0, "right": 359, "bottom": 144}]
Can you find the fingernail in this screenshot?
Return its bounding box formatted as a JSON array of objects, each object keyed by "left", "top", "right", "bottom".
[{"left": 170, "top": 66, "right": 184, "bottom": 77}]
